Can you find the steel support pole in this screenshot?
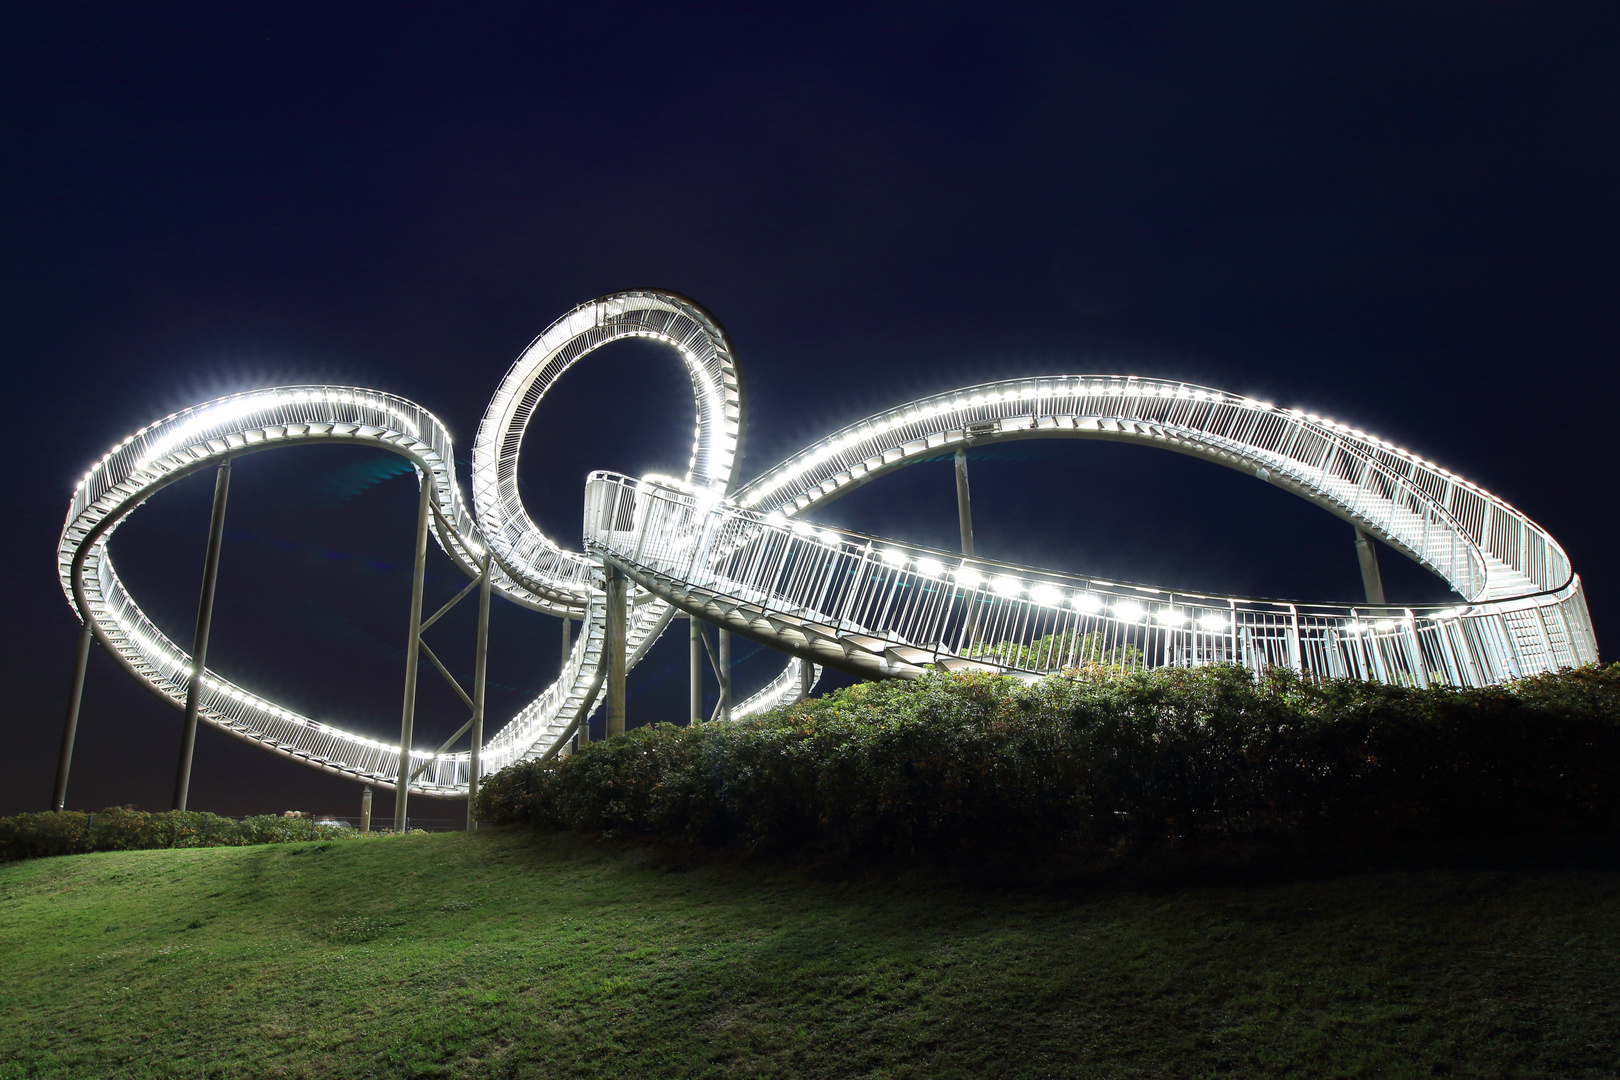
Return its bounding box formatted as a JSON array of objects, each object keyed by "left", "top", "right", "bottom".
[
  {"left": 561, "top": 615, "right": 571, "bottom": 670},
  {"left": 689, "top": 614, "right": 703, "bottom": 725},
  {"left": 393, "top": 473, "right": 432, "bottom": 833},
  {"left": 53, "top": 623, "right": 94, "bottom": 812},
  {"left": 360, "top": 787, "right": 373, "bottom": 834},
  {"left": 954, "top": 447, "right": 975, "bottom": 557},
  {"left": 173, "top": 459, "right": 232, "bottom": 812},
  {"left": 467, "top": 553, "right": 491, "bottom": 831},
  {"left": 955, "top": 447, "right": 981, "bottom": 651},
  {"left": 1355, "top": 527, "right": 1386, "bottom": 607},
  {"left": 718, "top": 628, "right": 732, "bottom": 723},
  {"left": 799, "top": 658, "right": 813, "bottom": 703},
  {"left": 605, "top": 566, "right": 628, "bottom": 737}
]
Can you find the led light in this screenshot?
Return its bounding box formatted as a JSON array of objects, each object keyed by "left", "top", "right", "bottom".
[
  {"left": 1029, "top": 583, "right": 1062, "bottom": 606},
  {"left": 992, "top": 575, "right": 1023, "bottom": 597},
  {"left": 791, "top": 521, "right": 814, "bottom": 537},
  {"left": 880, "top": 548, "right": 908, "bottom": 567},
  {"left": 1072, "top": 592, "right": 1103, "bottom": 612},
  {"left": 1374, "top": 619, "right": 1396, "bottom": 632},
  {"left": 915, "top": 557, "right": 945, "bottom": 578},
  {"left": 817, "top": 529, "right": 840, "bottom": 546},
  {"left": 1199, "top": 613, "right": 1230, "bottom": 631},
  {"left": 954, "top": 565, "right": 983, "bottom": 588},
  {"left": 1114, "top": 601, "right": 1144, "bottom": 623},
  {"left": 1155, "top": 608, "right": 1188, "bottom": 626}
]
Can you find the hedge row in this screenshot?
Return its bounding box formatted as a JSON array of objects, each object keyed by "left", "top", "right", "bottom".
[
  {"left": 0, "top": 808, "right": 373, "bottom": 862},
  {"left": 475, "top": 663, "right": 1620, "bottom": 859}
]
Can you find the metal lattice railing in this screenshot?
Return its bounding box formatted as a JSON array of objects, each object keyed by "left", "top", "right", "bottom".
[{"left": 587, "top": 471, "right": 1596, "bottom": 690}]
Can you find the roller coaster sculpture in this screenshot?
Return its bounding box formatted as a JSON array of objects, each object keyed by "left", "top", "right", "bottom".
[{"left": 55, "top": 290, "right": 1600, "bottom": 817}]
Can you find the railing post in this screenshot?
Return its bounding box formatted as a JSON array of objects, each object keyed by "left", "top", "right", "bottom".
[
  {"left": 467, "top": 552, "right": 491, "bottom": 831},
  {"left": 174, "top": 459, "right": 232, "bottom": 812},
  {"left": 53, "top": 622, "right": 94, "bottom": 812},
  {"left": 393, "top": 471, "right": 432, "bottom": 833},
  {"left": 605, "top": 564, "right": 628, "bottom": 737}
]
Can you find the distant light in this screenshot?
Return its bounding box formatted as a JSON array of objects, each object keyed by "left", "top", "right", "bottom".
[
  {"left": 1155, "top": 608, "right": 1187, "bottom": 626},
  {"left": 880, "top": 548, "right": 908, "bottom": 567},
  {"left": 817, "top": 529, "right": 840, "bottom": 547},
  {"left": 1114, "top": 601, "right": 1144, "bottom": 623},
  {"left": 954, "top": 565, "right": 983, "bottom": 588},
  {"left": 1072, "top": 593, "right": 1103, "bottom": 612},
  {"left": 915, "top": 557, "right": 945, "bottom": 578},
  {"left": 992, "top": 576, "right": 1023, "bottom": 597},
  {"left": 1199, "top": 613, "right": 1229, "bottom": 631},
  {"left": 791, "top": 521, "right": 814, "bottom": 537},
  {"left": 1374, "top": 619, "right": 1396, "bottom": 632}
]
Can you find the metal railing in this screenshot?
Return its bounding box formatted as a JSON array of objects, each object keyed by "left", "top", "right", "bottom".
[{"left": 587, "top": 471, "right": 1595, "bottom": 689}]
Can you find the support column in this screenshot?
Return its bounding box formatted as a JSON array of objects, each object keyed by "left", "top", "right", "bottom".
[
  {"left": 1355, "top": 527, "right": 1386, "bottom": 606},
  {"left": 605, "top": 565, "right": 628, "bottom": 737},
  {"left": 561, "top": 615, "right": 571, "bottom": 670},
  {"left": 467, "top": 553, "right": 491, "bottom": 831},
  {"left": 689, "top": 613, "right": 703, "bottom": 725},
  {"left": 360, "top": 787, "right": 373, "bottom": 834},
  {"left": 718, "top": 628, "right": 732, "bottom": 723},
  {"left": 955, "top": 447, "right": 981, "bottom": 652},
  {"left": 393, "top": 472, "right": 432, "bottom": 833},
  {"left": 53, "top": 622, "right": 94, "bottom": 812},
  {"left": 954, "top": 447, "right": 975, "bottom": 557},
  {"left": 173, "top": 459, "right": 232, "bottom": 812},
  {"left": 798, "top": 658, "right": 813, "bottom": 703}
]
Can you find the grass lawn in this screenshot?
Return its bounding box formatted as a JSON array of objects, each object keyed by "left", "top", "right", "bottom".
[{"left": 1, "top": 829, "right": 1618, "bottom": 1078}]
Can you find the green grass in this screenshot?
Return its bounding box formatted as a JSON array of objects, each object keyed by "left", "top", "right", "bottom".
[{"left": 2, "top": 830, "right": 1618, "bottom": 1078}]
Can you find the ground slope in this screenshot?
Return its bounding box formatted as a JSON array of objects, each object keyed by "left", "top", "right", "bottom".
[{"left": 2, "top": 830, "right": 1618, "bottom": 1078}]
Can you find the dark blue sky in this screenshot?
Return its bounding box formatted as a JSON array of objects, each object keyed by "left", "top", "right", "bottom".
[{"left": 4, "top": 2, "right": 1616, "bottom": 817}]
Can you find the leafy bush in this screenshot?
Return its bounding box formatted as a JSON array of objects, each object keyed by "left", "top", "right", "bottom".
[
  {"left": 476, "top": 664, "right": 1620, "bottom": 859},
  {"left": 0, "top": 808, "right": 369, "bottom": 862},
  {"left": 970, "top": 630, "right": 1139, "bottom": 671}
]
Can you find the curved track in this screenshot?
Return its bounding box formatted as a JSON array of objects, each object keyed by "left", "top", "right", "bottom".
[{"left": 59, "top": 293, "right": 1600, "bottom": 798}]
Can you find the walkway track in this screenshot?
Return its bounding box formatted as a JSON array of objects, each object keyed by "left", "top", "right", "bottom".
[{"left": 58, "top": 293, "right": 1598, "bottom": 798}]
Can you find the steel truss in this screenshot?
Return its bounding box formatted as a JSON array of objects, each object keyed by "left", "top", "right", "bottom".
[{"left": 53, "top": 292, "right": 1599, "bottom": 805}]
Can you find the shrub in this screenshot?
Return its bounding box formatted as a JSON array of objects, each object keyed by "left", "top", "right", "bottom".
[
  {"left": 0, "top": 808, "right": 369, "bottom": 863},
  {"left": 476, "top": 664, "right": 1620, "bottom": 859}
]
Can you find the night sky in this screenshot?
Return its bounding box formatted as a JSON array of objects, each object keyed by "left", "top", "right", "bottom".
[{"left": 4, "top": 4, "right": 1616, "bottom": 820}]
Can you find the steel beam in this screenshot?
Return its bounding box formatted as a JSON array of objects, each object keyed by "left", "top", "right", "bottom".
[
  {"left": 954, "top": 447, "right": 975, "bottom": 557},
  {"left": 467, "top": 553, "right": 491, "bottom": 830},
  {"left": 605, "top": 565, "right": 628, "bottom": 737},
  {"left": 52, "top": 622, "right": 94, "bottom": 812},
  {"left": 173, "top": 459, "right": 232, "bottom": 812},
  {"left": 1355, "top": 527, "right": 1387, "bottom": 607},
  {"left": 718, "top": 628, "right": 732, "bottom": 723},
  {"left": 689, "top": 613, "right": 703, "bottom": 725},
  {"left": 393, "top": 473, "right": 432, "bottom": 832}
]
